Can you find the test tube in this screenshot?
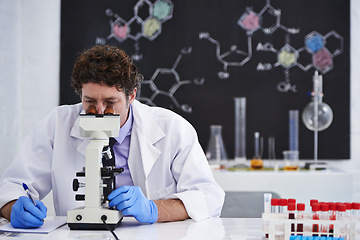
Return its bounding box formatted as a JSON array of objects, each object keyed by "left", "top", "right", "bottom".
[
  {"left": 288, "top": 203, "right": 296, "bottom": 233},
  {"left": 312, "top": 202, "right": 320, "bottom": 236},
  {"left": 268, "top": 136, "right": 276, "bottom": 159},
  {"left": 271, "top": 198, "right": 280, "bottom": 213},
  {"left": 320, "top": 203, "right": 329, "bottom": 236},
  {"left": 234, "top": 97, "right": 246, "bottom": 160},
  {"left": 268, "top": 136, "right": 277, "bottom": 171},
  {"left": 263, "top": 193, "right": 272, "bottom": 239},
  {"left": 254, "top": 132, "right": 261, "bottom": 158},
  {"left": 352, "top": 202, "right": 360, "bottom": 220},
  {"left": 264, "top": 193, "right": 272, "bottom": 213},
  {"left": 279, "top": 198, "right": 288, "bottom": 213},
  {"left": 296, "top": 203, "right": 305, "bottom": 235},
  {"left": 289, "top": 110, "right": 299, "bottom": 151},
  {"left": 329, "top": 202, "right": 336, "bottom": 236}
]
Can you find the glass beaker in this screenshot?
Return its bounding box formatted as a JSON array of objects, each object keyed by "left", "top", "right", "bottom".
[
  {"left": 206, "top": 125, "right": 228, "bottom": 163},
  {"left": 283, "top": 150, "right": 299, "bottom": 171},
  {"left": 234, "top": 97, "right": 246, "bottom": 160}
]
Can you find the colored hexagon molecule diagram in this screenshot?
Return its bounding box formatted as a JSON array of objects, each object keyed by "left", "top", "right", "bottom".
[
  {"left": 305, "top": 32, "right": 325, "bottom": 53},
  {"left": 238, "top": 11, "right": 261, "bottom": 33},
  {"left": 313, "top": 48, "right": 333, "bottom": 73},
  {"left": 113, "top": 23, "right": 128, "bottom": 40},
  {"left": 153, "top": 0, "right": 173, "bottom": 21},
  {"left": 278, "top": 45, "right": 297, "bottom": 68},
  {"left": 143, "top": 18, "right": 161, "bottom": 40}
]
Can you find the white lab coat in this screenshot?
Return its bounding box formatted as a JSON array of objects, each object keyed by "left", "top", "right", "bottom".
[{"left": 0, "top": 100, "right": 224, "bottom": 221}]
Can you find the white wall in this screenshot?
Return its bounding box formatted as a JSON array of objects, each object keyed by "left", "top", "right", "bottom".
[
  {"left": 0, "top": 0, "right": 359, "bottom": 201},
  {"left": 0, "top": 0, "right": 60, "bottom": 176}
]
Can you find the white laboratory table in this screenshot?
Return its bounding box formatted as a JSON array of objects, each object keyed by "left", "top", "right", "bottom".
[
  {"left": 0, "top": 217, "right": 265, "bottom": 240},
  {"left": 212, "top": 166, "right": 353, "bottom": 206}
]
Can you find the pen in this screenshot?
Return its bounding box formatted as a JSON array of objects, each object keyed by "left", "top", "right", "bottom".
[{"left": 22, "top": 183, "right": 36, "bottom": 206}]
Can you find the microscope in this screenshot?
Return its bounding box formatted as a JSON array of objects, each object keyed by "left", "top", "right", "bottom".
[{"left": 67, "top": 106, "right": 124, "bottom": 230}]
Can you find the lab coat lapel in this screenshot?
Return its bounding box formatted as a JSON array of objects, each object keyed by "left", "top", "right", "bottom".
[
  {"left": 129, "top": 129, "right": 161, "bottom": 194},
  {"left": 128, "top": 101, "right": 164, "bottom": 195}
]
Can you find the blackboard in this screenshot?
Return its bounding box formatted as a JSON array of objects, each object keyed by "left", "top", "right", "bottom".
[{"left": 60, "top": 0, "right": 350, "bottom": 160}]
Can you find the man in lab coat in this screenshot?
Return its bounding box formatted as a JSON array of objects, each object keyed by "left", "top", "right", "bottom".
[{"left": 0, "top": 45, "right": 225, "bottom": 228}]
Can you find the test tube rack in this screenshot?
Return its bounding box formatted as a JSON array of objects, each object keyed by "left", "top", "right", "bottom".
[{"left": 262, "top": 213, "right": 358, "bottom": 240}]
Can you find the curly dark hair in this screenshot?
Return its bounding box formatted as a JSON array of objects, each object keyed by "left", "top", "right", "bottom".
[{"left": 71, "top": 45, "right": 143, "bottom": 99}]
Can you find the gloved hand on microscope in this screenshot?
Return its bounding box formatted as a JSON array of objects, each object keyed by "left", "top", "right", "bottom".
[{"left": 108, "top": 186, "right": 158, "bottom": 224}]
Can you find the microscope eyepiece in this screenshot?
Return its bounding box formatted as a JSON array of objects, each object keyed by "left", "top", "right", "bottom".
[
  {"left": 104, "top": 106, "right": 115, "bottom": 115},
  {"left": 85, "top": 105, "right": 97, "bottom": 115}
]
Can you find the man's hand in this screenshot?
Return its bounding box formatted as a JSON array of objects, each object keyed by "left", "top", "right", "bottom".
[
  {"left": 108, "top": 186, "right": 158, "bottom": 224},
  {"left": 10, "top": 196, "right": 47, "bottom": 228}
]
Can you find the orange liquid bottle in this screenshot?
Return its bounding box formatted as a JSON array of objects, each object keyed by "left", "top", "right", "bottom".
[{"left": 250, "top": 132, "right": 263, "bottom": 170}]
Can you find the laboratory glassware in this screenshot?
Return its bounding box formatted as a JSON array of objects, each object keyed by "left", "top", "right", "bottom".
[
  {"left": 268, "top": 136, "right": 277, "bottom": 171},
  {"left": 206, "top": 125, "right": 228, "bottom": 163},
  {"left": 302, "top": 100, "right": 333, "bottom": 132},
  {"left": 283, "top": 150, "right": 299, "bottom": 171},
  {"left": 250, "top": 132, "right": 263, "bottom": 169},
  {"left": 302, "top": 71, "right": 333, "bottom": 163},
  {"left": 289, "top": 110, "right": 299, "bottom": 151},
  {"left": 234, "top": 97, "right": 246, "bottom": 160}
]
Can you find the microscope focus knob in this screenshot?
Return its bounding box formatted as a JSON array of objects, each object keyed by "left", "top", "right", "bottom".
[
  {"left": 75, "top": 195, "right": 85, "bottom": 201},
  {"left": 73, "top": 179, "right": 85, "bottom": 191}
]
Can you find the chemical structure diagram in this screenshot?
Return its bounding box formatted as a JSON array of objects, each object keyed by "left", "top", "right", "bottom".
[
  {"left": 199, "top": 0, "right": 344, "bottom": 93},
  {"left": 199, "top": 0, "right": 299, "bottom": 80},
  {"left": 198, "top": 32, "right": 253, "bottom": 80},
  {"left": 257, "top": 31, "right": 343, "bottom": 93},
  {"left": 137, "top": 47, "right": 205, "bottom": 113},
  {"left": 95, "top": 0, "right": 174, "bottom": 61}
]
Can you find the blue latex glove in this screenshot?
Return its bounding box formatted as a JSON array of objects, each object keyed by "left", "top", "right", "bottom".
[
  {"left": 10, "top": 196, "right": 47, "bottom": 228},
  {"left": 108, "top": 186, "right": 158, "bottom": 224}
]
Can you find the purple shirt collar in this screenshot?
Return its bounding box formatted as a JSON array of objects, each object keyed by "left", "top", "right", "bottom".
[{"left": 114, "top": 105, "right": 133, "bottom": 144}]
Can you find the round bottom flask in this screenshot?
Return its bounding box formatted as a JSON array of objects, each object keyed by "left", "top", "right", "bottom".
[{"left": 302, "top": 101, "right": 333, "bottom": 131}]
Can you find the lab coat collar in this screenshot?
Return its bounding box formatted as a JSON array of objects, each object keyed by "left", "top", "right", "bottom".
[
  {"left": 70, "top": 105, "right": 88, "bottom": 157},
  {"left": 131, "top": 100, "right": 165, "bottom": 144}
]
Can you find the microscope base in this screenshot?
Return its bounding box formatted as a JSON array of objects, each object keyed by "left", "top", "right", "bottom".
[{"left": 67, "top": 207, "right": 123, "bottom": 230}]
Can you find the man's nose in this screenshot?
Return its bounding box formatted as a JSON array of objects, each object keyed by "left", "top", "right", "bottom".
[{"left": 96, "top": 104, "right": 106, "bottom": 114}]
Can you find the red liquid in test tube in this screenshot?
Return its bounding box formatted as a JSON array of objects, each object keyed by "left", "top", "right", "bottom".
[
  {"left": 288, "top": 203, "right": 296, "bottom": 233},
  {"left": 329, "top": 202, "right": 336, "bottom": 236},
  {"left": 296, "top": 203, "right": 305, "bottom": 235},
  {"left": 312, "top": 202, "right": 320, "bottom": 236},
  {"left": 320, "top": 202, "right": 329, "bottom": 237}
]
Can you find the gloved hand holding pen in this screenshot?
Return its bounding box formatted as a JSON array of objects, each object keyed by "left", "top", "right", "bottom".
[
  {"left": 10, "top": 196, "right": 47, "bottom": 228},
  {"left": 108, "top": 186, "right": 158, "bottom": 224}
]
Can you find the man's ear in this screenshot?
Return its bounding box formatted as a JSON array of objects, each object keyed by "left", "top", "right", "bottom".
[{"left": 128, "top": 88, "right": 137, "bottom": 104}]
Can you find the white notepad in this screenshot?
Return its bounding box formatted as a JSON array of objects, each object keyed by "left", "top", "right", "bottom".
[{"left": 0, "top": 216, "right": 66, "bottom": 234}]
